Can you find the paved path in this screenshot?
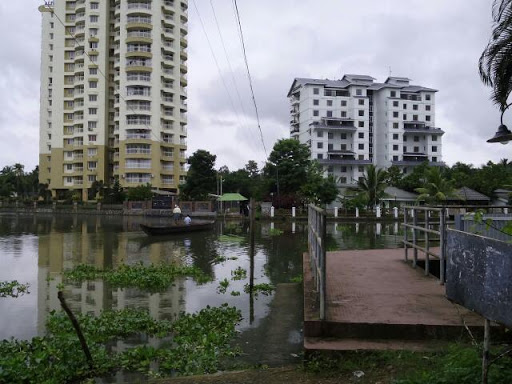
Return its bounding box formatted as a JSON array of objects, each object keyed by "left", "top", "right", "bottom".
[{"left": 304, "top": 248, "right": 486, "bottom": 350}]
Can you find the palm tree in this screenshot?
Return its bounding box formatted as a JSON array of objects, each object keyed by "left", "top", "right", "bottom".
[
  {"left": 479, "top": 0, "right": 512, "bottom": 109},
  {"left": 356, "top": 164, "right": 389, "bottom": 209},
  {"left": 415, "top": 167, "right": 455, "bottom": 205}
]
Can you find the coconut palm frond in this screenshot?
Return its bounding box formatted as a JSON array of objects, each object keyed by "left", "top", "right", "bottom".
[{"left": 480, "top": 0, "right": 512, "bottom": 108}]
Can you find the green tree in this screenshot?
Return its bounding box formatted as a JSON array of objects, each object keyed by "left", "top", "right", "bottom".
[
  {"left": 180, "top": 150, "right": 217, "bottom": 200},
  {"left": 300, "top": 162, "right": 339, "bottom": 206},
  {"left": 127, "top": 183, "right": 152, "bottom": 201},
  {"left": 264, "top": 139, "right": 311, "bottom": 196},
  {"left": 479, "top": 0, "right": 512, "bottom": 109},
  {"left": 0, "top": 166, "right": 15, "bottom": 198},
  {"left": 386, "top": 165, "right": 403, "bottom": 187},
  {"left": 396, "top": 161, "right": 431, "bottom": 192},
  {"left": 355, "top": 164, "right": 389, "bottom": 209},
  {"left": 415, "top": 167, "right": 455, "bottom": 204}
]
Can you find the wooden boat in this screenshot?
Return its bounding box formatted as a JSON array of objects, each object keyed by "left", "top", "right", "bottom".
[{"left": 140, "top": 220, "right": 215, "bottom": 236}]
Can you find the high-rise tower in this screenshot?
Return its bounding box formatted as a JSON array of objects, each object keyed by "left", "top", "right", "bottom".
[{"left": 39, "top": 0, "right": 188, "bottom": 200}]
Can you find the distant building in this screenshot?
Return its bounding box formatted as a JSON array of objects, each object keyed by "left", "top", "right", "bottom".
[
  {"left": 287, "top": 75, "right": 444, "bottom": 187},
  {"left": 38, "top": 1, "right": 189, "bottom": 200}
]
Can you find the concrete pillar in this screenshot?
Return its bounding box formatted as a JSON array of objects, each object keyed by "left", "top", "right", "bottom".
[
  {"left": 291, "top": 222, "right": 296, "bottom": 233},
  {"left": 292, "top": 206, "right": 296, "bottom": 217},
  {"left": 394, "top": 222, "right": 399, "bottom": 234},
  {"left": 376, "top": 206, "right": 381, "bottom": 218},
  {"left": 270, "top": 206, "right": 275, "bottom": 218},
  {"left": 410, "top": 209, "right": 414, "bottom": 218},
  {"left": 393, "top": 207, "right": 398, "bottom": 218},
  {"left": 355, "top": 207, "right": 359, "bottom": 218},
  {"left": 376, "top": 222, "right": 382, "bottom": 235},
  {"left": 270, "top": 222, "right": 274, "bottom": 230},
  {"left": 504, "top": 207, "right": 509, "bottom": 214},
  {"left": 334, "top": 207, "right": 339, "bottom": 218}
]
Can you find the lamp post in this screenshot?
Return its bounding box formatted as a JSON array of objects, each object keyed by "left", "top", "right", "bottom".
[{"left": 487, "top": 103, "right": 512, "bottom": 144}]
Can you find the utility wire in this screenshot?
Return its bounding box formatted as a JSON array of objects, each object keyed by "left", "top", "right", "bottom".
[
  {"left": 232, "top": 0, "right": 267, "bottom": 157},
  {"left": 191, "top": 0, "right": 251, "bottom": 144},
  {"left": 209, "top": 0, "right": 255, "bottom": 143}
]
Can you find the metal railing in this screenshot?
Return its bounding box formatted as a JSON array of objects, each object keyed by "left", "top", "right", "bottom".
[
  {"left": 308, "top": 204, "right": 327, "bottom": 320},
  {"left": 403, "top": 206, "right": 446, "bottom": 283}
]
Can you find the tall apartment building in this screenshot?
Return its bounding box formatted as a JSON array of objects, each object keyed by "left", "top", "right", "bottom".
[
  {"left": 287, "top": 75, "right": 444, "bottom": 187},
  {"left": 38, "top": 0, "right": 188, "bottom": 201}
]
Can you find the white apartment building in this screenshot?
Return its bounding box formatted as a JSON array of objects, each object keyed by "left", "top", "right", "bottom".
[
  {"left": 38, "top": 0, "right": 188, "bottom": 201},
  {"left": 287, "top": 75, "right": 444, "bottom": 187}
]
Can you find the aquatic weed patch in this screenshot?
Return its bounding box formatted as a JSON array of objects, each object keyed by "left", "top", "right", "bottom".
[
  {"left": 0, "top": 280, "right": 30, "bottom": 297},
  {"left": 0, "top": 305, "right": 242, "bottom": 383},
  {"left": 63, "top": 262, "right": 211, "bottom": 292}
]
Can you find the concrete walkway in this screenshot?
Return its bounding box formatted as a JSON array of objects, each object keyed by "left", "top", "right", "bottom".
[{"left": 304, "top": 248, "right": 487, "bottom": 351}]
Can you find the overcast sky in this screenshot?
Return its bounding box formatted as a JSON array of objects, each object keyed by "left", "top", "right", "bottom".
[{"left": 1, "top": 0, "right": 509, "bottom": 174}]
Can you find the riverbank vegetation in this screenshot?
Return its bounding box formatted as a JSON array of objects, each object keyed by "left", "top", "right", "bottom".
[{"left": 0, "top": 304, "right": 242, "bottom": 383}]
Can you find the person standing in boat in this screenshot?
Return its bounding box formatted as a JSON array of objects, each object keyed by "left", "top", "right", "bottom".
[
  {"left": 172, "top": 204, "right": 182, "bottom": 223},
  {"left": 183, "top": 215, "right": 191, "bottom": 225}
]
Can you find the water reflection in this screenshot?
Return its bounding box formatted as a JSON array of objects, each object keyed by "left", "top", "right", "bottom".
[{"left": 0, "top": 214, "right": 309, "bottom": 341}]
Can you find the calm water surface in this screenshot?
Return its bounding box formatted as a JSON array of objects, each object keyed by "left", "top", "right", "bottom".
[{"left": 0, "top": 214, "right": 403, "bottom": 365}]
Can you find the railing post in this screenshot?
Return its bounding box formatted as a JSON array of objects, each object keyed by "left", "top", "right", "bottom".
[
  {"left": 440, "top": 208, "right": 446, "bottom": 284},
  {"left": 320, "top": 208, "right": 326, "bottom": 321},
  {"left": 404, "top": 207, "right": 409, "bottom": 262},
  {"left": 424, "top": 209, "right": 430, "bottom": 276},
  {"left": 412, "top": 208, "right": 418, "bottom": 268}
]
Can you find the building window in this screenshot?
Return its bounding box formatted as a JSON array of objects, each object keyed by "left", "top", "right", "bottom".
[
  {"left": 393, "top": 145, "right": 399, "bottom": 151},
  {"left": 339, "top": 177, "right": 347, "bottom": 184},
  {"left": 340, "top": 144, "right": 347, "bottom": 150},
  {"left": 393, "top": 155, "right": 399, "bottom": 161},
  {"left": 341, "top": 100, "right": 347, "bottom": 106},
  {"left": 89, "top": 95, "right": 97, "bottom": 102},
  {"left": 88, "top": 135, "right": 97, "bottom": 142},
  {"left": 88, "top": 148, "right": 97, "bottom": 156},
  {"left": 90, "top": 15, "right": 99, "bottom": 23},
  {"left": 413, "top": 115, "right": 418, "bottom": 121},
  {"left": 426, "top": 105, "right": 431, "bottom": 111},
  {"left": 50, "top": 22, "right": 54, "bottom": 28},
  {"left": 358, "top": 121, "right": 364, "bottom": 127},
  {"left": 391, "top": 90, "right": 396, "bottom": 97},
  {"left": 313, "top": 110, "right": 319, "bottom": 117},
  {"left": 313, "top": 99, "right": 319, "bottom": 106},
  {"left": 313, "top": 88, "right": 319, "bottom": 95},
  {"left": 358, "top": 110, "right": 364, "bottom": 117},
  {"left": 358, "top": 99, "right": 364, "bottom": 106},
  {"left": 414, "top": 136, "right": 419, "bottom": 142},
  {"left": 88, "top": 121, "right": 97, "bottom": 129},
  {"left": 426, "top": 115, "right": 431, "bottom": 121},
  {"left": 317, "top": 142, "right": 323, "bottom": 149},
  {"left": 393, "top": 134, "right": 399, "bottom": 140},
  {"left": 432, "top": 156, "right": 437, "bottom": 162},
  {"left": 317, "top": 153, "right": 323, "bottom": 159},
  {"left": 358, "top": 155, "right": 364, "bottom": 160},
  {"left": 393, "top": 101, "right": 399, "bottom": 107},
  {"left": 89, "top": 81, "right": 97, "bottom": 88},
  {"left": 328, "top": 144, "right": 333, "bottom": 151},
  {"left": 341, "top": 167, "right": 347, "bottom": 172},
  {"left": 413, "top": 104, "right": 418, "bottom": 110},
  {"left": 358, "top": 143, "right": 364, "bottom": 150},
  {"left": 327, "top": 100, "right": 333, "bottom": 106},
  {"left": 358, "top": 132, "right": 364, "bottom": 139},
  {"left": 356, "top": 89, "right": 362, "bottom": 96},
  {"left": 403, "top": 103, "right": 407, "bottom": 109},
  {"left": 89, "top": 108, "right": 97, "bottom": 115},
  {"left": 393, "top": 112, "right": 399, "bottom": 118},
  {"left": 328, "top": 132, "right": 333, "bottom": 139},
  {"left": 432, "top": 136, "right": 437, "bottom": 141},
  {"left": 90, "top": 2, "right": 99, "bottom": 9},
  {"left": 90, "top": 68, "right": 98, "bottom": 75},
  {"left": 326, "top": 111, "right": 333, "bottom": 117},
  {"left": 414, "top": 146, "right": 419, "bottom": 153},
  {"left": 403, "top": 114, "right": 407, "bottom": 120},
  {"left": 425, "top": 94, "right": 431, "bottom": 101},
  {"left": 341, "top": 111, "right": 347, "bottom": 117},
  {"left": 88, "top": 161, "right": 97, "bottom": 170},
  {"left": 317, "top": 131, "right": 323, "bottom": 137},
  {"left": 432, "top": 146, "right": 438, "bottom": 152},
  {"left": 393, "top": 122, "right": 399, "bottom": 129},
  {"left": 341, "top": 133, "right": 347, "bottom": 140}
]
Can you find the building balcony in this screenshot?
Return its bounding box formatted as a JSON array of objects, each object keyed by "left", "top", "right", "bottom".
[
  {"left": 403, "top": 122, "right": 444, "bottom": 135},
  {"left": 310, "top": 118, "right": 356, "bottom": 132},
  {"left": 290, "top": 127, "right": 300, "bottom": 134}
]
